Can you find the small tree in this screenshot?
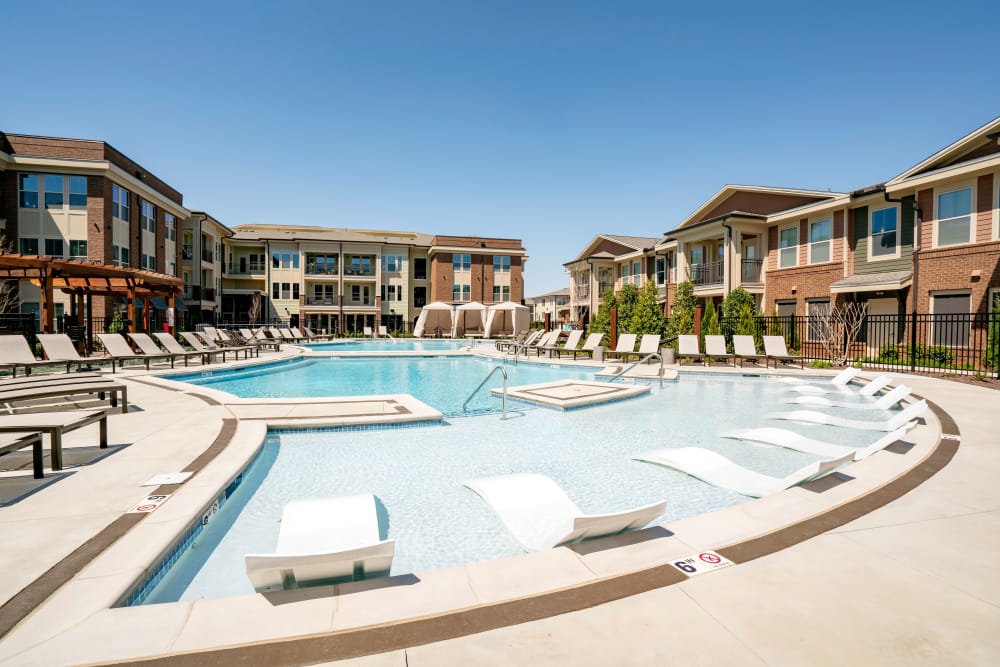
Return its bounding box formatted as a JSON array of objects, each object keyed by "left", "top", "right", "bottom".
[
  {"left": 985, "top": 293, "right": 1000, "bottom": 373},
  {"left": 629, "top": 280, "right": 665, "bottom": 336},
  {"left": 616, "top": 284, "right": 640, "bottom": 333},
  {"left": 736, "top": 301, "right": 762, "bottom": 348},
  {"left": 821, "top": 302, "right": 868, "bottom": 365},
  {"left": 0, "top": 234, "right": 20, "bottom": 315},
  {"left": 721, "top": 287, "right": 755, "bottom": 340},
  {"left": 666, "top": 281, "right": 696, "bottom": 347},
  {"left": 702, "top": 300, "right": 720, "bottom": 338},
  {"left": 248, "top": 292, "right": 262, "bottom": 326},
  {"left": 588, "top": 287, "right": 618, "bottom": 345}
]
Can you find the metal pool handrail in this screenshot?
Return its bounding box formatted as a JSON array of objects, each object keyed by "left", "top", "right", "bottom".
[
  {"left": 614, "top": 352, "right": 664, "bottom": 388},
  {"left": 462, "top": 365, "right": 509, "bottom": 419}
]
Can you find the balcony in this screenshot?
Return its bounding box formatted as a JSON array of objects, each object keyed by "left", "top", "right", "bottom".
[
  {"left": 201, "top": 249, "right": 214, "bottom": 263},
  {"left": 201, "top": 288, "right": 216, "bottom": 302},
  {"left": 597, "top": 282, "right": 613, "bottom": 297},
  {"left": 305, "top": 266, "right": 339, "bottom": 277},
  {"left": 305, "top": 296, "right": 338, "bottom": 306},
  {"left": 741, "top": 258, "right": 763, "bottom": 283},
  {"left": 183, "top": 285, "right": 200, "bottom": 301},
  {"left": 688, "top": 261, "right": 724, "bottom": 286},
  {"left": 343, "top": 268, "right": 375, "bottom": 278},
  {"left": 574, "top": 285, "right": 590, "bottom": 300},
  {"left": 343, "top": 299, "right": 376, "bottom": 308},
  {"left": 181, "top": 246, "right": 193, "bottom": 261},
  {"left": 227, "top": 262, "right": 266, "bottom": 275}
]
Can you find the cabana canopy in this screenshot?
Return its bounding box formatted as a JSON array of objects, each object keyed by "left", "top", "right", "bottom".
[
  {"left": 483, "top": 302, "right": 529, "bottom": 338},
  {"left": 413, "top": 302, "right": 455, "bottom": 338},
  {"left": 453, "top": 301, "right": 487, "bottom": 337}
]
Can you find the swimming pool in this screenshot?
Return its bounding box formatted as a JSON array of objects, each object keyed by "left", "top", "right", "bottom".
[
  {"left": 136, "top": 374, "right": 894, "bottom": 604},
  {"left": 174, "top": 356, "right": 599, "bottom": 415},
  {"left": 305, "top": 339, "right": 484, "bottom": 352}
]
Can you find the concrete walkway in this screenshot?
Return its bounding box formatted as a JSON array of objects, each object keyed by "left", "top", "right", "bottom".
[{"left": 327, "top": 374, "right": 1000, "bottom": 667}]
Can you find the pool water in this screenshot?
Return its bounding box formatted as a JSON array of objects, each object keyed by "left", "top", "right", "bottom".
[
  {"left": 174, "top": 356, "right": 599, "bottom": 415},
  {"left": 139, "top": 374, "right": 895, "bottom": 604},
  {"left": 305, "top": 339, "right": 483, "bottom": 352}
]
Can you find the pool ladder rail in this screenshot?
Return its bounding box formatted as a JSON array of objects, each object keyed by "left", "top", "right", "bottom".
[
  {"left": 462, "top": 365, "right": 509, "bottom": 419},
  {"left": 614, "top": 352, "right": 665, "bottom": 388}
]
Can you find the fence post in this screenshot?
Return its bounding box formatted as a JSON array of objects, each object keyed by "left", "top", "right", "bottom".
[
  {"left": 909, "top": 311, "right": 918, "bottom": 374},
  {"left": 994, "top": 311, "right": 1000, "bottom": 380}
]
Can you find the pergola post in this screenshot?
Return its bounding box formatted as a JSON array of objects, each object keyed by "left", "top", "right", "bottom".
[
  {"left": 167, "top": 294, "right": 176, "bottom": 336},
  {"left": 143, "top": 296, "right": 151, "bottom": 333},
  {"left": 127, "top": 285, "right": 137, "bottom": 334},
  {"left": 40, "top": 274, "right": 55, "bottom": 333}
]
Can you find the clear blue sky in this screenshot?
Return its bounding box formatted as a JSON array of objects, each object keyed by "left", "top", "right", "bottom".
[{"left": 5, "top": 0, "right": 1000, "bottom": 295}]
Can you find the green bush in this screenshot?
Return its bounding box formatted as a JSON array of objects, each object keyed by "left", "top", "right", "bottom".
[{"left": 876, "top": 343, "right": 955, "bottom": 367}]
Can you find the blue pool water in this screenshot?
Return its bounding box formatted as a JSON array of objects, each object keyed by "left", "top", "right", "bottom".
[
  {"left": 137, "top": 374, "right": 897, "bottom": 604},
  {"left": 173, "top": 356, "right": 599, "bottom": 415},
  {"left": 305, "top": 339, "right": 482, "bottom": 352}
]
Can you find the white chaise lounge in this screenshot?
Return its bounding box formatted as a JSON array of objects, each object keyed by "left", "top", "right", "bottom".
[
  {"left": 635, "top": 447, "right": 854, "bottom": 498},
  {"left": 783, "top": 384, "right": 912, "bottom": 410},
  {"left": 769, "top": 399, "right": 928, "bottom": 432},
  {"left": 786, "top": 371, "right": 892, "bottom": 396},
  {"left": 722, "top": 423, "right": 915, "bottom": 461},
  {"left": 779, "top": 366, "right": 861, "bottom": 387},
  {"left": 464, "top": 473, "right": 666, "bottom": 551},
  {"left": 244, "top": 494, "right": 395, "bottom": 592}
]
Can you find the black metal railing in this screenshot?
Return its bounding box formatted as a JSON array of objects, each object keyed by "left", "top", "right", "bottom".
[
  {"left": 688, "top": 261, "right": 724, "bottom": 286},
  {"left": 741, "top": 258, "right": 763, "bottom": 283}
]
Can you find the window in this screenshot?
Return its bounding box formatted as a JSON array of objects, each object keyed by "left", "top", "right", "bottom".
[
  {"left": 281, "top": 283, "right": 291, "bottom": 299},
  {"left": 452, "top": 283, "right": 471, "bottom": 301},
  {"left": 452, "top": 254, "right": 471, "bottom": 271},
  {"left": 492, "top": 285, "right": 511, "bottom": 301},
  {"left": 68, "top": 176, "right": 87, "bottom": 209},
  {"left": 44, "top": 238, "right": 64, "bottom": 256},
  {"left": 413, "top": 258, "right": 427, "bottom": 280},
  {"left": 140, "top": 201, "right": 155, "bottom": 232},
  {"left": 936, "top": 187, "right": 972, "bottom": 246},
  {"left": 776, "top": 300, "right": 796, "bottom": 317},
  {"left": 931, "top": 292, "right": 971, "bottom": 347},
  {"left": 272, "top": 282, "right": 279, "bottom": 299},
  {"left": 43, "top": 175, "right": 63, "bottom": 208},
  {"left": 112, "top": 184, "right": 130, "bottom": 221},
  {"left": 120, "top": 247, "right": 130, "bottom": 266},
  {"left": 870, "top": 207, "right": 898, "bottom": 258},
  {"left": 809, "top": 219, "right": 831, "bottom": 264},
  {"left": 779, "top": 226, "right": 798, "bottom": 268},
  {"left": 69, "top": 240, "right": 87, "bottom": 258},
  {"left": 292, "top": 284, "right": 300, "bottom": 299},
  {"left": 493, "top": 255, "right": 510, "bottom": 272},
  {"left": 19, "top": 238, "right": 39, "bottom": 255},
  {"left": 142, "top": 253, "right": 155, "bottom": 270},
  {"left": 272, "top": 252, "right": 280, "bottom": 268},
  {"left": 164, "top": 213, "right": 176, "bottom": 241},
  {"left": 655, "top": 257, "right": 666, "bottom": 285},
  {"left": 292, "top": 253, "right": 299, "bottom": 269},
  {"left": 18, "top": 174, "right": 39, "bottom": 208},
  {"left": 352, "top": 285, "right": 361, "bottom": 302},
  {"left": 414, "top": 286, "right": 427, "bottom": 307},
  {"left": 632, "top": 261, "right": 641, "bottom": 284},
  {"left": 281, "top": 253, "right": 291, "bottom": 269},
  {"left": 806, "top": 299, "right": 830, "bottom": 342},
  {"left": 690, "top": 247, "right": 703, "bottom": 266},
  {"left": 382, "top": 255, "right": 402, "bottom": 272}
]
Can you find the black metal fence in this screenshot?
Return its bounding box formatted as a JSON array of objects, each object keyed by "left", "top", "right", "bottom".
[{"left": 716, "top": 313, "right": 1000, "bottom": 377}]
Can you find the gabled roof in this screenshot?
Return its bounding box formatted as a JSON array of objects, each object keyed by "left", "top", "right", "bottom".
[
  {"left": 669, "top": 185, "right": 843, "bottom": 233},
  {"left": 564, "top": 234, "right": 659, "bottom": 265},
  {"left": 887, "top": 116, "right": 1000, "bottom": 185}
]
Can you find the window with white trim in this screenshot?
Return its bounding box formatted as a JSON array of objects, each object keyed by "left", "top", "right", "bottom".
[
  {"left": 809, "top": 219, "right": 831, "bottom": 264},
  {"left": 112, "top": 184, "right": 130, "bottom": 221},
  {"left": 19, "top": 238, "right": 39, "bottom": 255},
  {"left": 936, "top": 187, "right": 972, "bottom": 246},
  {"left": 870, "top": 206, "right": 899, "bottom": 259},
  {"left": 931, "top": 292, "right": 970, "bottom": 347},
  {"left": 655, "top": 257, "right": 666, "bottom": 285},
  {"left": 43, "top": 175, "right": 63, "bottom": 208},
  {"left": 452, "top": 283, "right": 471, "bottom": 301},
  {"left": 492, "top": 285, "right": 510, "bottom": 301},
  {"left": 164, "top": 213, "right": 176, "bottom": 241},
  {"left": 493, "top": 255, "right": 510, "bottom": 272},
  {"left": 779, "top": 226, "right": 798, "bottom": 268},
  {"left": 18, "top": 174, "right": 38, "bottom": 208},
  {"left": 69, "top": 240, "right": 87, "bottom": 258},
  {"left": 452, "top": 254, "right": 471, "bottom": 271}
]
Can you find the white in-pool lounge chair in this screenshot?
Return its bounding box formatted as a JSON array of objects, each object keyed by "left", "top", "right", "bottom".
[
  {"left": 763, "top": 335, "right": 801, "bottom": 368},
  {"left": 783, "top": 384, "right": 912, "bottom": 410},
  {"left": 703, "top": 335, "right": 732, "bottom": 366},
  {"left": 677, "top": 335, "right": 704, "bottom": 364},
  {"left": 769, "top": 398, "right": 928, "bottom": 432},
  {"left": 857, "top": 374, "right": 894, "bottom": 396},
  {"left": 722, "top": 423, "right": 914, "bottom": 461},
  {"left": 244, "top": 494, "right": 395, "bottom": 592},
  {"left": 607, "top": 333, "right": 638, "bottom": 361},
  {"left": 464, "top": 473, "right": 666, "bottom": 551},
  {"left": 786, "top": 371, "right": 892, "bottom": 396},
  {"left": 0, "top": 335, "right": 75, "bottom": 376},
  {"left": 733, "top": 335, "right": 765, "bottom": 367},
  {"left": 635, "top": 447, "right": 855, "bottom": 498},
  {"left": 779, "top": 366, "right": 861, "bottom": 386}
]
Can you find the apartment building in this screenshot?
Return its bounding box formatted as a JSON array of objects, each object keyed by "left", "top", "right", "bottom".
[
  {"left": 0, "top": 132, "right": 187, "bottom": 326},
  {"left": 222, "top": 226, "right": 526, "bottom": 333},
  {"left": 179, "top": 212, "right": 232, "bottom": 330},
  {"left": 526, "top": 288, "right": 570, "bottom": 325},
  {"left": 563, "top": 235, "right": 661, "bottom": 326}
]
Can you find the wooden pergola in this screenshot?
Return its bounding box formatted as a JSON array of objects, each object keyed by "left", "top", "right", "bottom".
[{"left": 0, "top": 255, "right": 184, "bottom": 347}]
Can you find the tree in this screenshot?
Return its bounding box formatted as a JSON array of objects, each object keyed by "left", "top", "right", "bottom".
[
  {"left": 820, "top": 302, "right": 868, "bottom": 365},
  {"left": 629, "top": 280, "right": 665, "bottom": 336},
  {"left": 588, "top": 287, "right": 618, "bottom": 345},
  {"left": 248, "top": 292, "right": 262, "bottom": 326},
  {"left": 736, "top": 302, "right": 761, "bottom": 348},
  {"left": 0, "top": 234, "right": 20, "bottom": 315},
  {"left": 666, "top": 281, "right": 696, "bottom": 346},
  {"left": 702, "top": 300, "right": 720, "bottom": 338},
  {"left": 616, "top": 284, "right": 640, "bottom": 333},
  {"left": 721, "top": 288, "right": 755, "bottom": 340}
]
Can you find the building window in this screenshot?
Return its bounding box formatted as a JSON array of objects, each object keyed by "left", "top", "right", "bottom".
[
  {"left": 293, "top": 284, "right": 300, "bottom": 299},
  {"left": 18, "top": 174, "right": 39, "bottom": 208},
  {"left": 936, "top": 187, "right": 972, "bottom": 247},
  {"left": 870, "top": 207, "right": 898, "bottom": 258},
  {"left": 493, "top": 255, "right": 510, "bottom": 273},
  {"left": 272, "top": 252, "right": 280, "bottom": 268},
  {"left": 414, "top": 286, "right": 427, "bottom": 308},
  {"left": 413, "top": 258, "right": 427, "bottom": 280},
  {"left": 281, "top": 253, "right": 291, "bottom": 269},
  {"left": 452, "top": 254, "right": 471, "bottom": 271},
  {"left": 112, "top": 184, "right": 130, "bottom": 221},
  {"left": 69, "top": 176, "right": 87, "bottom": 209},
  {"left": 492, "top": 285, "right": 511, "bottom": 301},
  {"left": 382, "top": 255, "right": 402, "bottom": 272},
  {"left": 281, "top": 283, "right": 291, "bottom": 299},
  {"left": 655, "top": 257, "right": 666, "bottom": 285},
  {"left": 452, "top": 283, "right": 471, "bottom": 301},
  {"left": 690, "top": 247, "right": 703, "bottom": 266},
  {"left": 69, "top": 240, "right": 87, "bottom": 258},
  {"left": 779, "top": 226, "right": 798, "bottom": 268},
  {"left": 931, "top": 292, "right": 971, "bottom": 347},
  {"left": 272, "top": 282, "right": 280, "bottom": 299},
  {"left": 164, "top": 213, "right": 176, "bottom": 241},
  {"left": 44, "top": 175, "right": 64, "bottom": 208},
  {"left": 120, "top": 247, "right": 130, "bottom": 266},
  {"left": 19, "top": 238, "right": 39, "bottom": 255},
  {"left": 44, "top": 238, "right": 64, "bottom": 256},
  {"left": 809, "top": 219, "right": 831, "bottom": 264},
  {"left": 632, "top": 261, "right": 642, "bottom": 284},
  {"left": 352, "top": 285, "right": 360, "bottom": 302},
  {"left": 806, "top": 299, "right": 830, "bottom": 342},
  {"left": 776, "top": 300, "right": 796, "bottom": 317}
]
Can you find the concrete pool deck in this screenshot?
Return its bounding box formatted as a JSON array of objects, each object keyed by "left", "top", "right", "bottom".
[{"left": 0, "top": 347, "right": 996, "bottom": 665}]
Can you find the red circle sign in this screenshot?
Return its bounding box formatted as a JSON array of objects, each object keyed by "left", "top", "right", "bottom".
[
  {"left": 699, "top": 552, "right": 722, "bottom": 564},
  {"left": 136, "top": 504, "right": 156, "bottom": 512}
]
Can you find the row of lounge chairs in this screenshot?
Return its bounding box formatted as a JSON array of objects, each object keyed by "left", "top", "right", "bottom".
[
  {"left": 499, "top": 330, "right": 663, "bottom": 361},
  {"left": 678, "top": 334, "right": 802, "bottom": 368}
]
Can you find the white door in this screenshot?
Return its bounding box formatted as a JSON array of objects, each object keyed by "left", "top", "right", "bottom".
[{"left": 866, "top": 297, "right": 898, "bottom": 357}]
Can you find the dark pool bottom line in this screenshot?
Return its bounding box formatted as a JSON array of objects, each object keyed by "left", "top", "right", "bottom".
[{"left": 98, "top": 398, "right": 957, "bottom": 667}]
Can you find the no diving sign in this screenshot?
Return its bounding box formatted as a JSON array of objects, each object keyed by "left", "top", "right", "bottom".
[
  {"left": 129, "top": 494, "right": 170, "bottom": 514},
  {"left": 671, "top": 551, "right": 734, "bottom": 577}
]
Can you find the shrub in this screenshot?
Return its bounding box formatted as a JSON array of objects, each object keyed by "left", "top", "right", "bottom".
[{"left": 629, "top": 280, "right": 666, "bottom": 337}]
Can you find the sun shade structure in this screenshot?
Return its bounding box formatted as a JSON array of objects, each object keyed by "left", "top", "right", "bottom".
[
  {"left": 483, "top": 302, "right": 529, "bottom": 338},
  {"left": 453, "top": 301, "right": 487, "bottom": 337},
  {"left": 412, "top": 302, "right": 456, "bottom": 338}
]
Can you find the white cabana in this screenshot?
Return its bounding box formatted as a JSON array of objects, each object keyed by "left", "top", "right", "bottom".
[
  {"left": 413, "top": 302, "right": 455, "bottom": 338},
  {"left": 483, "top": 302, "right": 530, "bottom": 338},
  {"left": 453, "top": 301, "right": 487, "bottom": 337}
]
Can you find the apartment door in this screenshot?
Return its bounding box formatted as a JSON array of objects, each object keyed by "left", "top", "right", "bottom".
[{"left": 866, "top": 297, "right": 898, "bottom": 357}]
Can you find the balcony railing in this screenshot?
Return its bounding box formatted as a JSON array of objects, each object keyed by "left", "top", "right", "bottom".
[
  {"left": 201, "top": 288, "right": 216, "bottom": 302},
  {"left": 305, "top": 296, "right": 338, "bottom": 306},
  {"left": 226, "top": 262, "right": 266, "bottom": 275},
  {"left": 688, "top": 260, "right": 724, "bottom": 286},
  {"left": 183, "top": 285, "right": 200, "bottom": 301},
  {"left": 741, "top": 258, "right": 764, "bottom": 283},
  {"left": 343, "top": 268, "right": 375, "bottom": 277},
  {"left": 201, "top": 249, "right": 214, "bottom": 263},
  {"left": 305, "top": 266, "right": 339, "bottom": 276},
  {"left": 181, "top": 246, "right": 193, "bottom": 260}
]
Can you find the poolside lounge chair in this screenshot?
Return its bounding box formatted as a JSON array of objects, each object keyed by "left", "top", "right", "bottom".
[
  {"left": 241, "top": 328, "right": 281, "bottom": 351},
  {"left": 607, "top": 333, "right": 638, "bottom": 361},
  {"left": 677, "top": 335, "right": 704, "bottom": 364},
  {"left": 544, "top": 330, "right": 582, "bottom": 358},
  {"left": 0, "top": 431, "right": 46, "bottom": 478},
  {"left": 783, "top": 384, "right": 912, "bottom": 410},
  {"left": 722, "top": 423, "right": 915, "bottom": 461},
  {"left": 763, "top": 336, "right": 801, "bottom": 368},
  {"left": 704, "top": 335, "right": 733, "bottom": 366},
  {"left": 779, "top": 366, "right": 861, "bottom": 387},
  {"left": 0, "top": 373, "right": 127, "bottom": 413},
  {"left": 633, "top": 334, "right": 662, "bottom": 362},
  {"left": 769, "top": 398, "right": 928, "bottom": 432},
  {"left": 378, "top": 325, "right": 393, "bottom": 339},
  {"left": 0, "top": 409, "right": 108, "bottom": 473},
  {"left": 209, "top": 328, "right": 261, "bottom": 357},
  {"left": 96, "top": 333, "right": 171, "bottom": 371},
  {"left": 36, "top": 334, "right": 105, "bottom": 372},
  {"left": 568, "top": 332, "right": 606, "bottom": 360},
  {"left": 302, "top": 326, "right": 334, "bottom": 341},
  {"left": 154, "top": 332, "right": 213, "bottom": 364},
  {"left": 464, "top": 473, "right": 666, "bottom": 551},
  {"left": 732, "top": 335, "right": 765, "bottom": 367},
  {"left": 363, "top": 326, "right": 374, "bottom": 338},
  {"left": 0, "top": 335, "right": 75, "bottom": 376},
  {"left": 635, "top": 447, "right": 854, "bottom": 498},
  {"left": 128, "top": 333, "right": 201, "bottom": 367},
  {"left": 497, "top": 330, "right": 539, "bottom": 353},
  {"left": 244, "top": 494, "right": 395, "bottom": 592},
  {"left": 278, "top": 328, "right": 304, "bottom": 343},
  {"left": 177, "top": 332, "right": 233, "bottom": 362},
  {"left": 520, "top": 330, "right": 559, "bottom": 357}
]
